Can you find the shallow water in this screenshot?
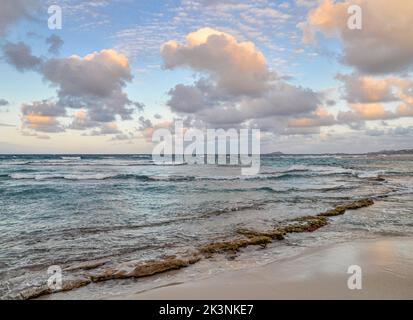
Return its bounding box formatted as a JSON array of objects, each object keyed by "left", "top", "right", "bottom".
[{"left": 0, "top": 154, "right": 412, "bottom": 299}]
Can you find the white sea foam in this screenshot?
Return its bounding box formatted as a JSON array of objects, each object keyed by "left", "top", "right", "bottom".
[
  {"left": 63, "top": 173, "right": 119, "bottom": 180},
  {"left": 10, "top": 173, "right": 118, "bottom": 181},
  {"left": 0, "top": 161, "right": 30, "bottom": 165},
  {"left": 10, "top": 173, "right": 63, "bottom": 180},
  {"left": 261, "top": 165, "right": 353, "bottom": 176},
  {"left": 8, "top": 159, "right": 154, "bottom": 167},
  {"left": 357, "top": 170, "right": 385, "bottom": 178},
  {"left": 61, "top": 156, "right": 82, "bottom": 160}
]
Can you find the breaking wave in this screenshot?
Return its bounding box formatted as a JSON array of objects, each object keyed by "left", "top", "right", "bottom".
[
  {"left": 6, "top": 167, "right": 363, "bottom": 182},
  {"left": 8, "top": 173, "right": 197, "bottom": 182}
]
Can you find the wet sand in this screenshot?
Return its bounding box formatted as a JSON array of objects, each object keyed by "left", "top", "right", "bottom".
[{"left": 114, "top": 237, "right": 413, "bottom": 300}]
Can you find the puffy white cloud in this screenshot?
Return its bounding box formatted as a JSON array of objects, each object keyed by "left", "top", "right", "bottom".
[
  {"left": 348, "top": 103, "right": 395, "bottom": 121},
  {"left": 300, "top": 0, "right": 413, "bottom": 74},
  {"left": 299, "top": 0, "right": 413, "bottom": 136},
  {"left": 9, "top": 47, "right": 143, "bottom": 135},
  {"left": 41, "top": 49, "right": 141, "bottom": 128},
  {"left": 239, "top": 82, "right": 320, "bottom": 118},
  {"left": 43, "top": 49, "right": 132, "bottom": 100},
  {"left": 336, "top": 73, "right": 413, "bottom": 122},
  {"left": 338, "top": 102, "right": 413, "bottom": 123},
  {"left": 397, "top": 103, "right": 413, "bottom": 117},
  {"left": 161, "top": 28, "right": 322, "bottom": 135},
  {"left": 161, "top": 27, "right": 274, "bottom": 96},
  {"left": 336, "top": 74, "right": 398, "bottom": 103}
]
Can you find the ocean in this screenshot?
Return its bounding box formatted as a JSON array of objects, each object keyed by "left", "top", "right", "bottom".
[{"left": 0, "top": 154, "right": 412, "bottom": 299}]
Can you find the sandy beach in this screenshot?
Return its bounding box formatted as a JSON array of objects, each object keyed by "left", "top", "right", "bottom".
[{"left": 113, "top": 237, "right": 413, "bottom": 300}]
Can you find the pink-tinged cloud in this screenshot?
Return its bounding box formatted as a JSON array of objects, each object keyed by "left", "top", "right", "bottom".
[
  {"left": 161, "top": 28, "right": 321, "bottom": 134},
  {"left": 161, "top": 27, "right": 273, "bottom": 96},
  {"left": 337, "top": 74, "right": 398, "bottom": 103},
  {"left": 21, "top": 100, "right": 65, "bottom": 133},
  {"left": 300, "top": 0, "right": 413, "bottom": 74},
  {"left": 337, "top": 74, "right": 413, "bottom": 121},
  {"left": 349, "top": 103, "right": 394, "bottom": 121},
  {"left": 288, "top": 107, "right": 336, "bottom": 128}
]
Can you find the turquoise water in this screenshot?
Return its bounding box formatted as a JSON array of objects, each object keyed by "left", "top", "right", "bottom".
[{"left": 0, "top": 154, "right": 412, "bottom": 299}]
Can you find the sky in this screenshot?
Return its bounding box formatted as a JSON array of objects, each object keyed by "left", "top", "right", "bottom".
[{"left": 0, "top": 0, "right": 412, "bottom": 154}]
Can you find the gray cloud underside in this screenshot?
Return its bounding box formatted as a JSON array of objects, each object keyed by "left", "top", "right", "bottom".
[
  {"left": 46, "top": 35, "right": 64, "bottom": 55},
  {"left": 0, "top": 0, "right": 38, "bottom": 37},
  {"left": 2, "top": 42, "right": 42, "bottom": 72}
]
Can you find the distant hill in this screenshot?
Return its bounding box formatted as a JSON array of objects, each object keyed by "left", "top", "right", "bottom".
[
  {"left": 367, "top": 149, "right": 413, "bottom": 155},
  {"left": 264, "top": 151, "right": 284, "bottom": 155},
  {"left": 262, "top": 149, "right": 413, "bottom": 156}
]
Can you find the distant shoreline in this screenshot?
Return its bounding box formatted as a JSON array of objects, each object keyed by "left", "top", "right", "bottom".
[{"left": 1, "top": 150, "right": 412, "bottom": 156}]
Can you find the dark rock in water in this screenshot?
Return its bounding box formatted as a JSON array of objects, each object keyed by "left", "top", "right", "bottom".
[
  {"left": 61, "top": 277, "right": 92, "bottom": 291},
  {"left": 204, "top": 198, "right": 375, "bottom": 256},
  {"left": 90, "top": 255, "right": 201, "bottom": 282},
  {"left": 283, "top": 216, "right": 329, "bottom": 233},
  {"left": 200, "top": 236, "right": 273, "bottom": 255},
  {"left": 238, "top": 229, "right": 286, "bottom": 241},
  {"left": 19, "top": 276, "right": 92, "bottom": 300},
  {"left": 115, "top": 256, "right": 201, "bottom": 279},
  {"left": 64, "top": 259, "right": 108, "bottom": 272},
  {"left": 318, "top": 198, "right": 374, "bottom": 217}
]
